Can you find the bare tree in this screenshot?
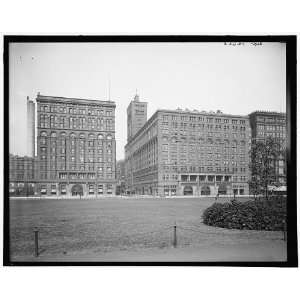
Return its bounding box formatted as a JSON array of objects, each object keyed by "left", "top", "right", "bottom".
[{"left": 249, "top": 136, "right": 282, "bottom": 201}]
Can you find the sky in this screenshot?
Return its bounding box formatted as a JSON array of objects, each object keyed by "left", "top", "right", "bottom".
[{"left": 9, "top": 42, "right": 286, "bottom": 160}]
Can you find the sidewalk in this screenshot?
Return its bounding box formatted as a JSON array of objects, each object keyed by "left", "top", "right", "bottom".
[{"left": 12, "top": 240, "right": 287, "bottom": 262}]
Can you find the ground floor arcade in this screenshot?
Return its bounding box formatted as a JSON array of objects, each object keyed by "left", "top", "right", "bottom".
[{"left": 9, "top": 181, "right": 117, "bottom": 197}]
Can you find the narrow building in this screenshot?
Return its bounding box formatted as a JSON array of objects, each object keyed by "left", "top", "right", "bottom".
[
  {"left": 116, "top": 159, "right": 126, "bottom": 195},
  {"left": 27, "top": 96, "right": 36, "bottom": 157}
]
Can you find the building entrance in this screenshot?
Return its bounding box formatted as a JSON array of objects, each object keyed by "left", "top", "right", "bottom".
[
  {"left": 71, "top": 184, "right": 83, "bottom": 196},
  {"left": 218, "top": 183, "right": 227, "bottom": 195},
  {"left": 183, "top": 185, "right": 193, "bottom": 195},
  {"left": 201, "top": 185, "right": 211, "bottom": 195}
]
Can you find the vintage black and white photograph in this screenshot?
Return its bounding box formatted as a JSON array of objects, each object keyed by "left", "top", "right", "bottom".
[{"left": 4, "top": 36, "right": 297, "bottom": 266}]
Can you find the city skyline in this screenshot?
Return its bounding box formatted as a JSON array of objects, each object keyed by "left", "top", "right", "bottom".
[{"left": 9, "top": 42, "right": 286, "bottom": 159}]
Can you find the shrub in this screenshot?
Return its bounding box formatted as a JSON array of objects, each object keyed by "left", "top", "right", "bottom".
[{"left": 202, "top": 197, "right": 286, "bottom": 231}]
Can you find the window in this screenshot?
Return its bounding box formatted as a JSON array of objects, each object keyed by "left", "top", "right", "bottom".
[
  {"left": 89, "top": 184, "right": 95, "bottom": 194},
  {"left": 51, "top": 184, "right": 57, "bottom": 195},
  {"left": 59, "top": 173, "right": 67, "bottom": 179},
  {"left": 40, "top": 185, "right": 47, "bottom": 195},
  {"left": 98, "top": 184, "right": 103, "bottom": 194},
  {"left": 107, "top": 184, "right": 113, "bottom": 194}
]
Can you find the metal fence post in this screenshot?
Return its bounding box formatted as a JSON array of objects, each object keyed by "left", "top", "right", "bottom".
[
  {"left": 34, "top": 229, "right": 39, "bottom": 257},
  {"left": 173, "top": 223, "right": 177, "bottom": 248},
  {"left": 283, "top": 220, "right": 287, "bottom": 241}
]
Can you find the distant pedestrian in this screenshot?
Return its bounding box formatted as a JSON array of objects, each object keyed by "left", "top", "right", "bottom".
[{"left": 215, "top": 192, "right": 219, "bottom": 202}]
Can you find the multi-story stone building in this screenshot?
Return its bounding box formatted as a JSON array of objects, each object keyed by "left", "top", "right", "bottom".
[
  {"left": 35, "top": 94, "right": 117, "bottom": 196},
  {"left": 125, "top": 103, "right": 251, "bottom": 196},
  {"left": 249, "top": 111, "right": 286, "bottom": 186},
  {"left": 9, "top": 154, "right": 36, "bottom": 196}
]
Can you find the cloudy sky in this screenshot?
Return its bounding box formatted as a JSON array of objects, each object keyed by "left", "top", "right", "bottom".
[{"left": 9, "top": 42, "right": 286, "bottom": 159}]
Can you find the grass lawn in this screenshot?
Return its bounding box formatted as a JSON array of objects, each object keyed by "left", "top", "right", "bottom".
[{"left": 9, "top": 196, "right": 286, "bottom": 262}]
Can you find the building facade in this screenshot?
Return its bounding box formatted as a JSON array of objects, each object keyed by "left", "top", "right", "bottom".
[
  {"left": 125, "top": 106, "right": 251, "bottom": 196},
  {"left": 249, "top": 111, "right": 286, "bottom": 186},
  {"left": 116, "top": 159, "right": 126, "bottom": 195},
  {"left": 35, "top": 94, "right": 117, "bottom": 196},
  {"left": 127, "top": 94, "right": 147, "bottom": 142},
  {"left": 9, "top": 154, "right": 36, "bottom": 196}
]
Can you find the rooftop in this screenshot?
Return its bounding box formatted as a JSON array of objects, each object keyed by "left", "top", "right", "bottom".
[
  {"left": 157, "top": 108, "right": 249, "bottom": 119},
  {"left": 249, "top": 110, "right": 286, "bottom": 116},
  {"left": 36, "top": 94, "right": 116, "bottom": 106}
]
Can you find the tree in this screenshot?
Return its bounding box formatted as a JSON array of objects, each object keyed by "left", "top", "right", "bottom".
[{"left": 249, "top": 136, "right": 283, "bottom": 200}]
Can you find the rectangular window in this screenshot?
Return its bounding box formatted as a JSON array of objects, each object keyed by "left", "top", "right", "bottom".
[
  {"left": 98, "top": 184, "right": 103, "bottom": 194},
  {"left": 106, "top": 184, "right": 113, "bottom": 194},
  {"left": 40, "top": 185, "right": 47, "bottom": 195},
  {"left": 89, "top": 184, "right": 95, "bottom": 194}
]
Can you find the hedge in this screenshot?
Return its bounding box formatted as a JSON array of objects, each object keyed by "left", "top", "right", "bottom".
[{"left": 202, "top": 197, "right": 286, "bottom": 231}]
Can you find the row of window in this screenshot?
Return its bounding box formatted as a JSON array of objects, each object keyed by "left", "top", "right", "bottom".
[
  {"left": 58, "top": 171, "right": 113, "bottom": 179},
  {"left": 161, "top": 128, "right": 248, "bottom": 139},
  {"left": 39, "top": 131, "right": 113, "bottom": 140},
  {"left": 256, "top": 116, "right": 285, "bottom": 123},
  {"left": 40, "top": 146, "right": 112, "bottom": 155},
  {"left": 257, "top": 125, "right": 286, "bottom": 131},
  {"left": 40, "top": 115, "right": 114, "bottom": 130},
  {"left": 160, "top": 165, "right": 248, "bottom": 172},
  {"left": 173, "top": 175, "right": 247, "bottom": 182},
  {"left": 162, "top": 114, "right": 246, "bottom": 125},
  {"left": 39, "top": 183, "right": 113, "bottom": 195},
  {"left": 39, "top": 105, "right": 113, "bottom": 116},
  {"left": 162, "top": 122, "right": 247, "bottom": 131},
  {"left": 162, "top": 137, "right": 247, "bottom": 146},
  {"left": 257, "top": 131, "right": 286, "bottom": 138}
]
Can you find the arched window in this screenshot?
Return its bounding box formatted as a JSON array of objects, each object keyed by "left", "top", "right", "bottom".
[
  {"left": 50, "top": 131, "right": 57, "bottom": 138},
  {"left": 98, "top": 134, "right": 103, "bottom": 140},
  {"left": 40, "top": 131, "right": 47, "bottom": 137},
  {"left": 88, "top": 133, "right": 95, "bottom": 139},
  {"left": 107, "top": 134, "right": 112, "bottom": 140},
  {"left": 70, "top": 132, "right": 76, "bottom": 139},
  {"left": 79, "top": 133, "right": 85, "bottom": 139},
  {"left": 60, "top": 132, "right": 66, "bottom": 137}
]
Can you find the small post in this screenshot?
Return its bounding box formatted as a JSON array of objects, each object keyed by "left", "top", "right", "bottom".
[
  {"left": 173, "top": 222, "right": 177, "bottom": 248},
  {"left": 283, "top": 220, "right": 287, "bottom": 241},
  {"left": 34, "top": 229, "right": 39, "bottom": 257}
]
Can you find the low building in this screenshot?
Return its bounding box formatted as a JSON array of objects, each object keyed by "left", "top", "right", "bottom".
[
  {"left": 125, "top": 102, "right": 251, "bottom": 196},
  {"left": 9, "top": 154, "right": 36, "bottom": 196}
]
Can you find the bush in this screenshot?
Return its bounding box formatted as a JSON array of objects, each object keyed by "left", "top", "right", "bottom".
[{"left": 202, "top": 197, "right": 286, "bottom": 231}]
